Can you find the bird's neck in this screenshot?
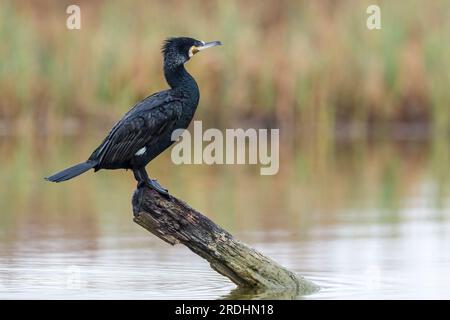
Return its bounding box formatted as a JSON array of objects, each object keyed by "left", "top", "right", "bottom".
[
  {"left": 164, "top": 64, "right": 200, "bottom": 127},
  {"left": 164, "top": 64, "right": 198, "bottom": 93}
]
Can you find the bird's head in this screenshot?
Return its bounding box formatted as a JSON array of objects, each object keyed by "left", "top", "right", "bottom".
[{"left": 162, "top": 37, "right": 222, "bottom": 68}]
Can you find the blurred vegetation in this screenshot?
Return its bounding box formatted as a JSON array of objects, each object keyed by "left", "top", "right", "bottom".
[
  {"left": 1, "top": 133, "right": 449, "bottom": 240},
  {"left": 0, "top": 0, "right": 449, "bottom": 138}
]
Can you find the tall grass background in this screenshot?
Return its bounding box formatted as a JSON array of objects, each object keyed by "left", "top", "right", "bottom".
[
  {"left": 0, "top": 0, "right": 449, "bottom": 139},
  {"left": 1, "top": 0, "right": 450, "bottom": 244}
]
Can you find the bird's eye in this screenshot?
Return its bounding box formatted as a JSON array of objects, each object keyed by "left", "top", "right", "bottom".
[{"left": 188, "top": 45, "right": 199, "bottom": 58}]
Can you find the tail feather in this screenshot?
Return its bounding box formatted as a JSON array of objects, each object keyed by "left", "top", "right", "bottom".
[{"left": 45, "top": 161, "right": 97, "bottom": 183}]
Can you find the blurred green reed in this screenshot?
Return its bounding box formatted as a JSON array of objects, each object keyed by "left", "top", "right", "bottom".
[
  {"left": 0, "top": 0, "right": 449, "bottom": 136},
  {"left": 1, "top": 133, "right": 449, "bottom": 238}
]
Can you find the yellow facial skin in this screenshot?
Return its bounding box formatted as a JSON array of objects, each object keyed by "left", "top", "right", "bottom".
[{"left": 188, "top": 45, "right": 200, "bottom": 58}]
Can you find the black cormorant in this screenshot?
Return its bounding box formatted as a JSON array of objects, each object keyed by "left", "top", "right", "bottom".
[{"left": 45, "top": 37, "right": 222, "bottom": 195}]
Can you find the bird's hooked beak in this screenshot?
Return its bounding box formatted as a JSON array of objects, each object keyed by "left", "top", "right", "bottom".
[{"left": 189, "top": 41, "right": 222, "bottom": 57}]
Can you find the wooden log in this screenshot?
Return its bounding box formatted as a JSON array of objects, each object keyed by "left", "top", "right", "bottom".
[{"left": 132, "top": 187, "right": 319, "bottom": 294}]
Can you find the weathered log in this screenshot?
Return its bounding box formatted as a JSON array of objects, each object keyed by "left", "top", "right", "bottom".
[{"left": 132, "top": 187, "right": 318, "bottom": 294}]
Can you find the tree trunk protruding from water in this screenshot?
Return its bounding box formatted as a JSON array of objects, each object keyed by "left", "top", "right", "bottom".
[{"left": 132, "top": 187, "right": 318, "bottom": 293}]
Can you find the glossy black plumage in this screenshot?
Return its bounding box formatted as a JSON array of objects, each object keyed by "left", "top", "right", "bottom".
[{"left": 46, "top": 37, "right": 222, "bottom": 194}]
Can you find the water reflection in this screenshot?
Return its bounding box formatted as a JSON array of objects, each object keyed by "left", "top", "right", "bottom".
[{"left": 0, "top": 132, "right": 449, "bottom": 299}]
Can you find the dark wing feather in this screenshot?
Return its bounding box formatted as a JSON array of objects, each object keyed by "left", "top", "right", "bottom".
[
  {"left": 102, "top": 116, "right": 148, "bottom": 164},
  {"left": 89, "top": 91, "right": 182, "bottom": 166}
]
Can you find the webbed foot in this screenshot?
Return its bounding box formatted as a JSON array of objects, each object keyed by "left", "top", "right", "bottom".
[{"left": 138, "top": 179, "right": 169, "bottom": 196}]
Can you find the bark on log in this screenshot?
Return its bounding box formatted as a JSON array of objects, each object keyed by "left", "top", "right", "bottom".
[{"left": 132, "top": 187, "right": 318, "bottom": 294}]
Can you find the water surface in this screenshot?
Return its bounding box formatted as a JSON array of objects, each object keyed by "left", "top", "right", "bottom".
[{"left": 0, "top": 133, "right": 449, "bottom": 299}]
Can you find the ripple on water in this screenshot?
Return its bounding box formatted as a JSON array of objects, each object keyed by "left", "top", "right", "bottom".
[{"left": 1, "top": 219, "right": 450, "bottom": 299}]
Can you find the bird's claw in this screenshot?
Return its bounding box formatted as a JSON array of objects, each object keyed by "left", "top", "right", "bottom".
[{"left": 139, "top": 179, "right": 169, "bottom": 196}]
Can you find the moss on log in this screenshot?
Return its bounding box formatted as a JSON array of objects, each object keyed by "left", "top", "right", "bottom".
[{"left": 132, "top": 186, "right": 318, "bottom": 294}]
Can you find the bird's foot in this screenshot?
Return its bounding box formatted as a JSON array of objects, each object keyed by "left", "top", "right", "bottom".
[{"left": 138, "top": 179, "right": 169, "bottom": 196}]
